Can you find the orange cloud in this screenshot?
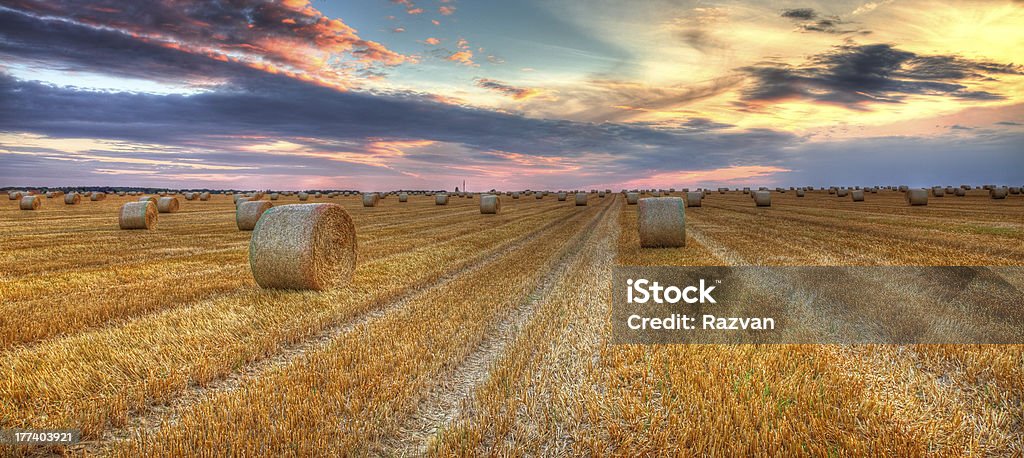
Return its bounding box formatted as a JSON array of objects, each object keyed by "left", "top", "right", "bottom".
[
  {"left": 424, "top": 37, "right": 440, "bottom": 45},
  {"left": 439, "top": 6, "right": 456, "bottom": 15},
  {"left": 447, "top": 50, "right": 474, "bottom": 66},
  {"left": 475, "top": 78, "right": 543, "bottom": 100}
]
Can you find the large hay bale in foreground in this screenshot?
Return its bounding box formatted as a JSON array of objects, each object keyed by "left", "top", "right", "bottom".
[
  {"left": 399, "top": 192, "right": 409, "bottom": 202},
  {"left": 157, "top": 197, "right": 180, "bottom": 213},
  {"left": 851, "top": 190, "right": 865, "bottom": 202},
  {"left": 754, "top": 191, "right": 771, "bottom": 207},
  {"left": 685, "top": 191, "right": 702, "bottom": 207},
  {"left": 638, "top": 197, "right": 686, "bottom": 248},
  {"left": 119, "top": 201, "right": 157, "bottom": 230},
  {"left": 435, "top": 194, "right": 449, "bottom": 205},
  {"left": 248, "top": 203, "right": 356, "bottom": 290},
  {"left": 480, "top": 194, "right": 501, "bottom": 214},
  {"left": 575, "top": 193, "right": 587, "bottom": 206},
  {"left": 20, "top": 195, "right": 41, "bottom": 210},
  {"left": 237, "top": 200, "right": 273, "bottom": 231},
  {"left": 362, "top": 193, "right": 380, "bottom": 207},
  {"left": 906, "top": 189, "right": 928, "bottom": 206},
  {"left": 990, "top": 187, "right": 1008, "bottom": 199},
  {"left": 626, "top": 192, "right": 639, "bottom": 205},
  {"left": 64, "top": 193, "right": 81, "bottom": 205}
]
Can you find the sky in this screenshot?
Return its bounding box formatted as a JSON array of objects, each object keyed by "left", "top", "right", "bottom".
[{"left": 0, "top": 0, "right": 1022, "bottom": 191}]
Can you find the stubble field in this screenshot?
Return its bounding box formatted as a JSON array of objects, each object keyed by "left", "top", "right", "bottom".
[{"left": 1, "top": 189, "right": 1022, "bottom": 456}]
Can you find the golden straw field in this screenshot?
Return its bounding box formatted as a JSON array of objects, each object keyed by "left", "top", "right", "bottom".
[{"left": 1, "top": 190, "right": 1022, "bottom": 456}]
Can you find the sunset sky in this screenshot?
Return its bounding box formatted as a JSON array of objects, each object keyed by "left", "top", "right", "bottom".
[{"left": 0, "top": 0, "right": 1022, "bottom": 190}]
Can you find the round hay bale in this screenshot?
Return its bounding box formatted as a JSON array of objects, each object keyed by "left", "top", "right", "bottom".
[
  {"left": 851, "top": 190, "right": 865, "bottom": 202},
  {"left": 480, "top": 194, "right": 501, "bottom": 214},
  {"left": 599, "top": 191, "right": 606, "bottom": 198},
  {"left": 906, "top": 189, "right": 928, "bottom": 206},
  {"left": 399, "top": 192, "right": 409, "bottom": 202},
  {"left": 298, "top": 192, "right": 310, "bottom": 201},
  {"left": 685, "top": 191, "right": 702, "bottom": 207},
  {"left": 248, "top": 203, "right": 356, "bottom": 290},
  {"left": 90, "top": 192, "right": 106, "bottom": 201},
  {"left": 557, "top": 192, "right": 568, "bottom": 201},
  {"left": 796, "top": 189, "right": 806, "bottom": 197},
  {"left": 626, "top": 192, "right": 639, "bottom": 205},
  {"left": 512, "top": 192, "right": 520, "bottom": 199},
  {"left": 990, "top": 186, "right": 1008, "bottom": 199},
  {"left": 435, "top": 193, "right": 449, "bottom": 205},
  {"left": 954, "top": 187, "right": 966, "bottom": 197},
  {"left": 20, "top": 195, "right": 41, "bottom": 210},
  {"left": 314, "top": 192, "right": 322, "bottom": 198},
  {"left": 237, "top": 200, "right": 273, "bottom": 231},
  {"left": 932, "top": 187, "right": 945, "bottom": 197},
  {"left": 270, "top": 193, "right": 280, "bottom": 201},
  {"left": 119, "top": 201, "right": 157, "bottom": 229},
  {"left": 575, "top": 193, "right": 587, "bottom": 206},
  {"left": 836, "top": 189, "right": 849, "bottom": 197},
  {"left": 139, "top": 196, "right": 157, "bottom": 203},
  {"left": 64, "top": 193, "right": 81, "bottom": 205},
  {"left": 535, "top": 192, "right": 544, "bottom": 199},
  {"left": 1008, "top": 187, "right": 1020, "bottom": 195},
  {"left": 754, "top": 191, "right": 771, "bottom": 207},
  {"left": 198, "top": 192, "right": 210, "bottom": 201},
  {"left": 362, "top": 193, "right": 380, "bottom": 207},
  {"left": 8, "top": 191, "right": 22, "bottom": 200},
  {"left": 157, "top": 197, "right": 180, "bottom": 213},
  {"left": 638, "top": 197, "right": 686, "bottom": 248}
]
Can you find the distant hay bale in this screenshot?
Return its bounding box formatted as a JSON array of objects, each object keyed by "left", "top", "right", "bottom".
[
  {"left": 90, "top": 192, "right": 106, "bottom": 201},
  {"left": 512, "top": 192, "right": 520, "bottom": 199},
  {"left": 199, "top": 192, "right": 211, "bottom": 201},
  {"left": 718, "top": 188, "right": 727, "bottom": 194},
  {"left": 557, "top": 192, "right": 567, "bottom": 201},
  {"left": 314, "top": 192, "right": 322, "bottom": 198},
  {"left": 754, "top": 191, "right": 771, "bottom": 207},
  {"left": 1008, "top": 187, "right": 1020, "bottom": 195},
  {"left": 851, "top": 190, "right": 865, "bottom": 202},
  {"left": 906, "top": 189, "right": 928, "bottom": 206},
  {"left": 638, "top": 197, "right": 686, "bottom": 248},
  {"left": 139, "top": 196, "right": 157, "bottom": 203},
  {"left": 20, "top": 195, "right": 41, "bottom": 210},
  {"left": 298, "top": 192, "right": 310, "bottom": 201},
  {"left": 954, "top": 187, "right": 966, "bottom": 197},
  {"left": 990, "top": 187, "right": 1008, "bottom": 199},
  {"left": 248, "top": 203, "right": 357, "bottom": 290},
  {"left": 157, "top": 196, "right": 180, "bottom": 213},
  {"left": 436, "top": 193, "right": 449, "bottom": 205},
  {"left": 64, "top": 193, "right": 81, "bottom": 205},
  {"left": 626, "top": 192, "right": 639, "bottom": 205},
  {"left": 270, "top": 193, "right": 280, "bottom": 201},
  {"left": 119, "top": 201, "right": 157, "bottom": 230},
  {"left": 480, "top": 194, "right": 501, "bottom": 214},
  {"left": 599, "top": 191, "right": 606, "bottom": 197},
  {"left": 237, "top": 200, "right": 273, "bottom": 231},
  {"left": 836, "top": 189, "right": 849, "bottom": 197},
  {"left": 536, "top": 192, "right": 544, "bottom": 199},
  {"left": 7, "top": 191, "right": 22, "bottom": 200},
  {"left": 399, "top": 192, "right": 409, "bottom": 202},
  {"left": 685, "top": 191, "right": 702, "bottom": 207},
  {"left": 575, "top": 193, "right": 587, "bottom": 206},
  {"left": 796, "top": 189, "right": 805, "bottom": 197},
  {"left": 362, "top": 193, "right": 380, "bottom": 207},
  {"left": 931, "top": 187, "right": 945, "bottom": 197}
]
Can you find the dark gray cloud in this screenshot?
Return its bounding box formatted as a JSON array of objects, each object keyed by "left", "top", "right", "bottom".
[
  {"left": 780, "top": 8, "right": 817, "bottom": 20},
  {"left": 779, "top": 7, "right": 866, "bottom": 34},
  {"left": 740, "top": 44, "right": 1022, "bottom": 108}
]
